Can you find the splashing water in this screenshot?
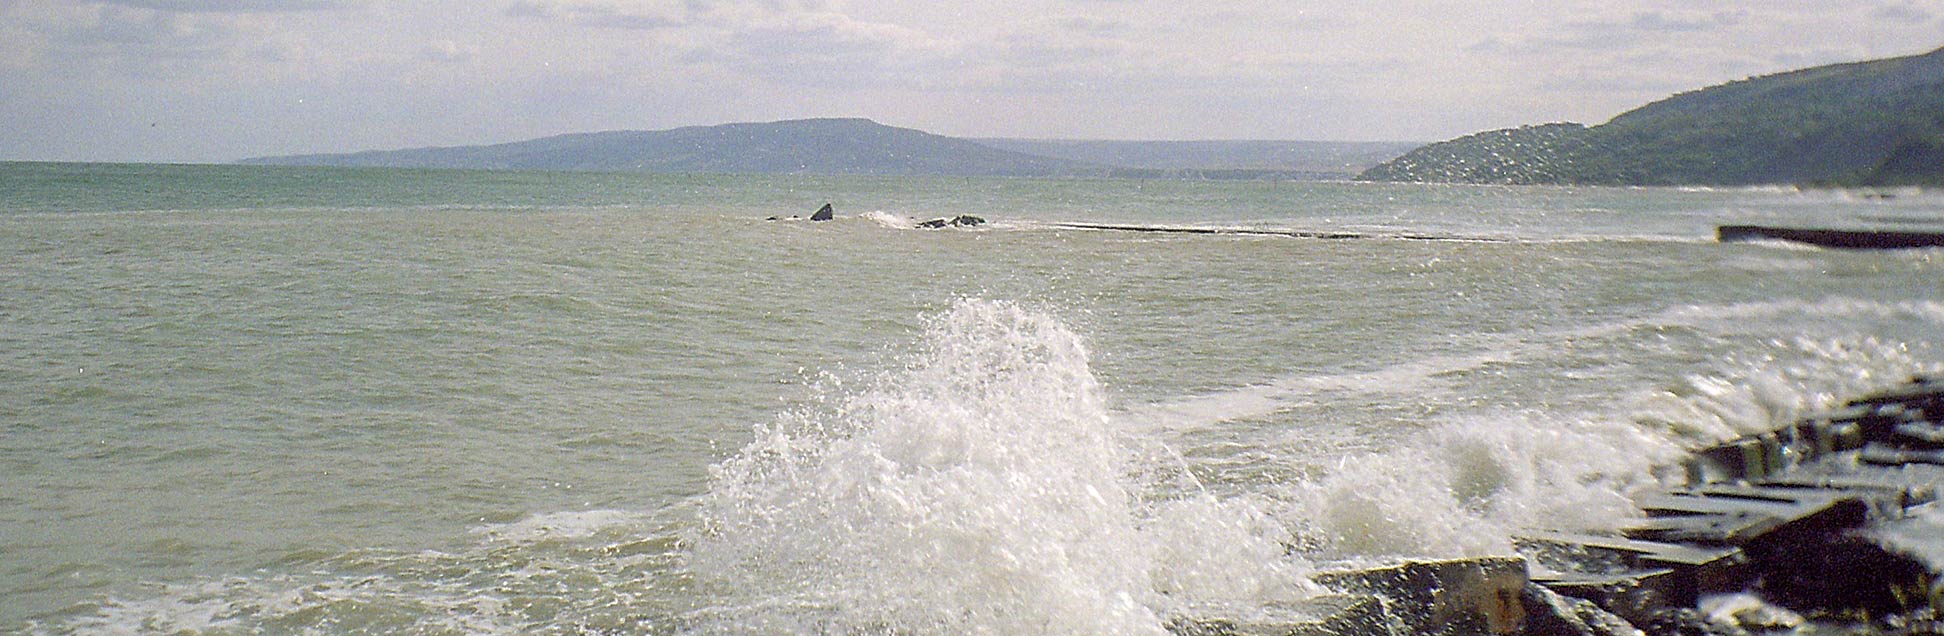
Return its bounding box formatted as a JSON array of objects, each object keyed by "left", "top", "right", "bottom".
[
  {"left": 682, "top": 297, "right": 1943, "bottom": 632},
  {"left": 686, "top": 299, "right": 1307, "bottom": 635}
]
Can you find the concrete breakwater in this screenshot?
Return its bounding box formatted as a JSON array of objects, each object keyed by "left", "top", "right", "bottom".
[
  {"left": 1717, "top": 225, "right": 1944, "bottom": 250},
  {"left": 1171, "top": 376, "right": 1944, "bottom": 636}
]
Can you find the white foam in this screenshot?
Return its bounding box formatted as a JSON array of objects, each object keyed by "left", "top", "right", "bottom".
[
  {"left": 1126, "top": 297, "right": 1943, "bottom": 563},
  {"left": 860, "top": 210, "right": 914, "bottom": 229},
  {"left": 1122, "top": 298, "right": 1944, "bottom": 437},
  {"left": 687, "top": 299, "right": 1308, "bottom": 635},
  {"left": 470, "top": 509, "right": 655, "bottom": 543}
]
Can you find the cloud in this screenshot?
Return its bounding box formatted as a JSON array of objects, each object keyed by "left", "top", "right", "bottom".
[
  {"left": 419, "top": 39, "right": 474, "bottom": 63},
  {"left": 92, "top": 0, "right": 343, "bottom": 13},
  {"left": 1872, "top": 2, "right": 1934, "bottom": 24},
  {"left": 1625, "top": 9, "right": 1743, "bottom": 32},
  {"left": 505, "top": 1, "right": 684, "bottom": 30}
]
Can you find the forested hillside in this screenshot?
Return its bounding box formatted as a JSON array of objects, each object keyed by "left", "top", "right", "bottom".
[{"left": 1360, "top": 47, "right": 1944, "bottom": 187}]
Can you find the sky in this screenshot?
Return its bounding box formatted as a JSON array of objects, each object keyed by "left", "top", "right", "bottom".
[{"left": 3, "top": 1, "right": 1942, "bottom": 163}]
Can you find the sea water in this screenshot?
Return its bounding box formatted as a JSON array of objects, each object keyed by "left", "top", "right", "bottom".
[{"left": 2, "top": 162, "right": 1941, "bottom": 634}]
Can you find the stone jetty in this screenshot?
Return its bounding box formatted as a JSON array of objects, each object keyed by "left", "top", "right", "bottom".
[
  {"left": 1717, "top": 225, "right": 1944, "bottom": 250},
  {"left": 1170, "top": 376, "right": 1944, "bottom": 636}
]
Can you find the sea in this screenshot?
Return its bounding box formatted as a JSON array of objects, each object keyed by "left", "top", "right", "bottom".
[{"left": 2, "top": 161, "right": 1942, "bottom": 635}]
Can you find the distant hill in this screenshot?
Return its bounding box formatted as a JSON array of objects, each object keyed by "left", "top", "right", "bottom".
[
  {"left": 239, "top": 118, "right": 1096, "bottom": 177},
  {"left": 1360, "top": 46, "right": 1944, "bottom": 187},
  {"left": 238, "top": 118, "right": 1412, "bottom": 180}
]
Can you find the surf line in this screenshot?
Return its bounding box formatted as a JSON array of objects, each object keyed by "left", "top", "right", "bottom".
[{"left": 1047, "top": 221, "right": 1512, "bottom": 243}]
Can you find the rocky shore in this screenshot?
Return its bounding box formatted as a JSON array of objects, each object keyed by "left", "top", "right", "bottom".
[{"left": 1170, "top": 377, "right": 1944, "bottom": 636}]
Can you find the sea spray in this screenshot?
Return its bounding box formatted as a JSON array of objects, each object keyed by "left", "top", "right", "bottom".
[
  {"left": 689, "top": 299, "right": 1165, "bottom": 634},
  {"left": 1279, "top": 409, "right": 1673, "bottom": 560},
  {"left": 687, "top": 299, "right": 1319, "bottom": 634},
  {"left": 1266, "top": 302, "right": 1944, "bottom": 563}
]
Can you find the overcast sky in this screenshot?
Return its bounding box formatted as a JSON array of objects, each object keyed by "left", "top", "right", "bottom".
[{"left": 3, "top": 1, "right": 1941, "bottom": 163}]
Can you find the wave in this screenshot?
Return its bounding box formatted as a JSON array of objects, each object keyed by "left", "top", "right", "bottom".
[
  {"left": 41, "top": 298, "right": 1939, "bottom": 635},
  {"left": 686, "top": 299, "right": 1311, "bottom": 635},
  {"left": 1119, "top": 297, "right": 1943, "bottom": 562},
  {"left": 683, "top": 295, "right": 1943, "bottom": 632},
  {"left": 859, "top": 210, "right": 913, "bottom": 229},
  {"left": 33, "top": 509, "right": 686, "bottom": 636}
]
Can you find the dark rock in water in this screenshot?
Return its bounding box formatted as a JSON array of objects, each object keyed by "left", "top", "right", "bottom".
[
  {"left": 810, "top": 203, "right": 834, "bottom": 221},
  {"left": 915, "top": 215, "right": 987, "bottom": 229}
]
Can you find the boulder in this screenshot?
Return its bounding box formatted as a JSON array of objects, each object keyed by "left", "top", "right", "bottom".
[
  {"left": 1312, "top": 557, "right": 1529, "bottom": 635},
  {"left": 810, "top": 203, "right": 834, "bottom": 221},
  {"left": 1637, "top": 608, "right": 1747, "bottom": 636},
  {"left": 1165, "top": 594, "right": 1394, "bottom": 636},
  {"left": 1521, "top": 583, "right": 1643, "bottom": 636},
  {"left": 916, "top": 215, "right": 987, "bottom": 229}
]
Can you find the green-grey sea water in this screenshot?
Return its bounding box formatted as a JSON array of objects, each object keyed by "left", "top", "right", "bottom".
[{"left": 3, "top": 162, "right": 1942, "bottom": 634}]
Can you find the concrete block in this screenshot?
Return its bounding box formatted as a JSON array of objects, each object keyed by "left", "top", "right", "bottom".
[
  {"left": 1514, "top": 532, "right": 1746, "bottom": 604},
  {"left": 1528, "top": 569, "right": 1677, "bottom": 627},
  {"left": 1860, "top": 444, "right": 1944, "bottom": 467},
  {"left": 1892, "top": 422, "right": 1944, "bottom": 448},
  {"left": 1311, "top": 557, "right": 1527, "bottom": 636},
  {"left": 1834, "top": 422, "right": 1864, "bottom": 451},
  {"left": 1165, "top": 594, "right": 1394, "bottom": 636},
  {"left": 1759, "top": 433, "right": 1786, "bottom": 475},
  {"left": 1736, "top": 439, "right": 1766, "bottom": 481},
  {"left": 1519, "top": 582, "right": 1644, "bottom": 636},
  {"left": 1622, "top": 513, "right": 1781, "bottom": 546}
]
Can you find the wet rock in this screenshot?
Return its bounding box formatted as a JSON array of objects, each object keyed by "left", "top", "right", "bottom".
[
  {"left": 1698, "top": 593, "right": 1803, "bottom": 633},
  {"left": 1639, "top": 608, "right": 1747, "bottom": 636},
  {"left": 810, "top": 203, "right": 834, "bottom": 221},
  {"left": 1750, "top": 532, "right": 1935, "bottom": 618},
  {"left": 915, "top": 215, "right": 986, "bottom": 229},
  {"left": 1312, "top": 556, "right": 1529, "bottom": 635},
  {"left": 1521, "top": 583, "right": 1643, "bottom": 636},
  {"left": 1165, "top": 594, "right": 1393, "bottom": 636}
]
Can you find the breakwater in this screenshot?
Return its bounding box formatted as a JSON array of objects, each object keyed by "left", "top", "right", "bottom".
[
  {"left": 1717, "top": 225, "right": 1944, "bottom": 250},
  {"left": 1172, "top": 376, "right": 1944, "bottom": 636}
]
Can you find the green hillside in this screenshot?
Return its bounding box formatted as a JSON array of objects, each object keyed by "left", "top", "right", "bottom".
[{"left": 1360, "top": 46, "right": 1944, "bottom": 187}]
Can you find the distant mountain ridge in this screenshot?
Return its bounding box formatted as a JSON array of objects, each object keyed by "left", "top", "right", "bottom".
[
  {"left": 1359, "top": 46, "right": 1944, "bottom": 187},
  {"left": 237, "top": 118, "right": 1413, "bottom": 179},
  {"left": 239, "top": 118, "right": 1092, "bottom": 177}
]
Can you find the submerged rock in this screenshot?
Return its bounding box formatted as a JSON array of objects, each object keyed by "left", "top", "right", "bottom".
[{"left": 810, "top": 203, "right": 834, "bottom": 221}]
